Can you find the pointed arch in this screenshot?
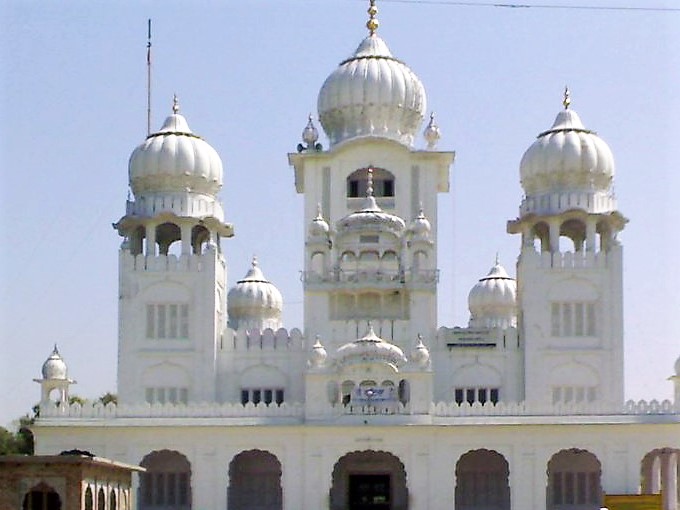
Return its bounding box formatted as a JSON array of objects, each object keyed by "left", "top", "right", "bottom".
[
  {"left": 455, "top": 449, "right": 510, "bottom": 510},
  {"left": 139, "top": 449, "right": 191, "bottom": 510},
  {"left": 640, "top": 447, "right": 680, "bottom": 507},
  {"left": 227, "top": 449, "right": 282, "bottom": 510},
  {"left": 22, "top": 482, "right": 62, "bottom": 510},
  {"left": 546, "top": 448, "right": 602, "bottom": 510},
  {"left": 330, "top": 450, "right": 408, "bottom": 510}
]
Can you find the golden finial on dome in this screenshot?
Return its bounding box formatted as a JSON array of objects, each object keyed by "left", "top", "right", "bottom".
[
  {"left": 367, "top": 0, "right": 379, "bottom": 35},
  {"left": 172, "top": 94, "right": 180, "bottom": 114},
  {"left": 562, "top": 86, "right": 571, "bottom": 110}
]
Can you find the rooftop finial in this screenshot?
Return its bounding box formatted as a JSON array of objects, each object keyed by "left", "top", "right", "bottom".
[
  {"left": 251, "top": 255, "right": 259, "bottom": 268},
  {"left": 563, "top": 86, "right": 571, "bottom": 110},
  {"left": 495, "top": 252, "right": 500, "bottom": 265},
  {"left": 366, "top": 167, "right": 375, "bottom": 197},
  {"left": 172, "top": 94, "right": 180, "bottom": 114},
  {"left": 367, "top": 0, "right": 379, "bottom": 35}
]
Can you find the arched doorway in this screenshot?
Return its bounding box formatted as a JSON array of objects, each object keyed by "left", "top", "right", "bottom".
[
  {"left": 139, "top": 450, "right": 191, "bottom": 510},
  {"left": 227, "top": 449, "right": 282, "bottom": 510},
  {"left": 641, "top": 448, "right": 680, "bottom": 509},
  {"left": 455, "top": 449, "right": 510, "bottom": 510},
  {"left": 330, "top": 450, "right": 408, "bottom": 510},
  {"left": 22, "top": 482, "right": 62, "bottom": 510},
  {"left": 547, "top": 449, "right": 602, "bottom": 510}
]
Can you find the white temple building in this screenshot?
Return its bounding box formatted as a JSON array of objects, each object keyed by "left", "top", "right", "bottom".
[{"left": 32, "top": 3, "right": 679, "bottom": 510}]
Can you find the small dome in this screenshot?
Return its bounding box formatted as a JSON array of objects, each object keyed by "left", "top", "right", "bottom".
[
  {"left": 409, "top": 207, "right": 431, "bottom": 239},
  {"left": 41, "top": 345, "right": 68, "bottom": 380},
  {"left": 129, "top": 97, "right": 223, "bottom": 197},
  {"left": 336, "top": 325, "right": 406, "bottom": 367},
  {"left": 309, "top": 336, "right": 328, "bottom": 369},
  {"left": 302, "top": 115, "right": 320, "bottom": 147},
  {"left": 308, "top": 204, "right": 330, "bottom": 238},
  {"left": 410, "top": 335, "right": 430, "bottom": 367},
  {"left": 468, "top": 258, "right": 517, "bottom": 329},
  {"left": 337, "top": 194, "right": 406, "bottom": 237},
  {"left": 520, "top": 92, "right": 614, "bottom": 197},
  {"left": 227, "top": 258, "right": 283, "bottom": 331},
  {"left": 423, "top": 112, "right": 441, "bottom": 150},
  {"left": 317, "top": 28, "right": 426, "bottom": 148}
]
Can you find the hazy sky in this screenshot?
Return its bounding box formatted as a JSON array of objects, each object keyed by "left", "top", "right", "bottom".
[{"left": 1, "top": 0, "right": 678, "bottom": 428}]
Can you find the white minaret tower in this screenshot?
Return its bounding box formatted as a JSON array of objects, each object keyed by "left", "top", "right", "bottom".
[
  {"left": 508, "top": 89, "right": 628, "bottom": 408},
  {"left": 34, "top": 345, "right": 75, "bottom": 411},
  {"left": 288, "top": 3, "right": 454, "bottom": 353},
  {"left": 113, "top": 96, "right": 233, "bottom": 405}
]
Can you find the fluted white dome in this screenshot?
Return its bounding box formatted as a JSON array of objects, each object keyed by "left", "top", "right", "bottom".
[
  {"left": 336, "top": 325, "right": 407, "bottom": 367},
  {"left": 410, "top": 335, "right": 430, "bottom": 368},
  {"left": 41, "top": 345, "right": 68, "bottom": 380},
  {"left": 409, "top": 207, "right": 431, "bottom": 240},
  {"left": 227, "top": 258, "right": 283, "bottom": 331},
  {"left": 129, "top": 101, "right": 223, "bottom": 197},
  {"left": 337, "top": 194, "right": 406, "bottom": 237},
  {"left": 468, "top": 259, "right": 517, "bottom": 329},
  {"left": 318, "top": 34, "right": 426, "bottom": 148},
  {"left": 520, "top": 105, "right": 614, "bottom": 197},
  {"left": 308, "top": 205, "right": 330, "bottom": 238},
  {"left": 309, "top": 337, "right": 328, "bottom": 369}
]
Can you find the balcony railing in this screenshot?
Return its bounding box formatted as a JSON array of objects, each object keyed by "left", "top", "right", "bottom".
[{"left": 301, "top": 269, "right": 439, "bottom": 286}]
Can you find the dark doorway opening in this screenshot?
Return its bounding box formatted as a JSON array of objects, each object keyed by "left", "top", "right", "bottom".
[{"left": 349, "top": 474, "right": 391, "bottom": 510}]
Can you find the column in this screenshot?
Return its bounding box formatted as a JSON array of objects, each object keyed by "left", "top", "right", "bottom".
[
  {"left": 586, "top": 217, "right": 597, "bottom": 253},
  {"left": 145, "top": 224, "right": 156, "bottom": 256},
  {"left": 181, "top": 223, "right": 192, "bottom": 255},
  {"left": 549, "top": 218, "right": 560, "bottom": 254},
  {"left": 662, "top": 451, "right": 678, "bottom": 510}
]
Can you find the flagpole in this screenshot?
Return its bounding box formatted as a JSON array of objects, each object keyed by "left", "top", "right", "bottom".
[{"left": 146, "top": 19, "right": 152, "bottom": 136}]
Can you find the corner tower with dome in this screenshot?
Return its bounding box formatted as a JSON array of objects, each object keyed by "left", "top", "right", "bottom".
[
  {"left": 28, "top": 4, "right": 679, "bottom": 510},
  {"left": 114, "top": 96, "right": 234, "bottom": 404}
]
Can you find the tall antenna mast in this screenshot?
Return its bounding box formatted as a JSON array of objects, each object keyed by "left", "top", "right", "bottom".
[{"left": 146, "top": 19, "right": 152, "bottom": 136}]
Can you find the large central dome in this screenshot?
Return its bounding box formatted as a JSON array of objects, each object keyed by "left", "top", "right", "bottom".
[{"left": 317, "top": 6, "right": 426, "bottom": 148}]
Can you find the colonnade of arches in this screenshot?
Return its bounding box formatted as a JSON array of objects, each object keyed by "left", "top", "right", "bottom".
[
  {"left": 20, "top": 481, "right": 130, "bottom": 510},
  {"left": 135, "top": 446, "right": 679, "bottom": 510},
  {"left": 124, "top": 221, "right": 214, "bottom": 256},
  {"left": 522, "top": 214, "right": 617, "bottom": 254}
]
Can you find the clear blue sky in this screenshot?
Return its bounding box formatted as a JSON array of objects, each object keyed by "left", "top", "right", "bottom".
[{"left": 1, "top": 0, "right": 678, "bottom": 428}]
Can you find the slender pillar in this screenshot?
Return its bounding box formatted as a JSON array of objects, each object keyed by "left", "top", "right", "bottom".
[
  {"left": 662, "top": 451, "right": 678, "bottom": 510},
  {"left": 549, "top": 218, "right": 560, "bottom": 253},
  {"left": 146, "top": 224, "right": 157, "bottom": 256},
  {"left": 586, "top": 217, "right": 597, "bottom": 253},
  {"left": 181, "top": 223, "right": 192, "bottom": 255}
]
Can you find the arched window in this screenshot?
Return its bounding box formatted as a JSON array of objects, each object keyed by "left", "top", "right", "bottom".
[
  {"left": 156, "top": 222, "right": 181, "bottom": 256},
  {"left": 347, "top": 168, "right": 395, "bottom": 198},
  {"left": 97, "top": 488, "right": 106, "bottom": 510},
  {"left": 560, "top": 218, "right": 586, "bottom": 252},
  {"left": 547, "top": 449, "right": 602, "bottom": 510},
  {"left": 22, "top": 483, "right": 61, "bottom": 510},
  {"left": 191, "top": 225, "right": 210, "bottom": 254},
  {"left": 398, "top": 380, "right": 410, "bottom": 405},
  {"left": 139, "top": 450, "right": 192, "bottom": 510},
  {"left": 85, "top": 487, "right": 94, "bottom": 510},
  {"left": 110, "top": 490, "right": 117, "bottom": 510},
  {"left": 455, "top": 449, "right": 510, "bottom": 510},
  {"left": 228, "top": 450, "right": 282, "bottom": 510}
]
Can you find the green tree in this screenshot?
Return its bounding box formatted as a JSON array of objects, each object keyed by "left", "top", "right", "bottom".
[{"left": 98, "top": 392, "right": 117, "bottom": 406}]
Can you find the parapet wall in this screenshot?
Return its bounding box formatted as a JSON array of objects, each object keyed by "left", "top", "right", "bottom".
[
  {"left": 221, "top": 328, "right": 305, "bottom": 351},
  {"left": 520, "top": 249, "right": 611, "bottom": 270},
  {"left": 120, "top": 251, "right": 220, "bottom": 273},
  {"left": 39, "top": 398, "right": 678, "bottom": 420}
]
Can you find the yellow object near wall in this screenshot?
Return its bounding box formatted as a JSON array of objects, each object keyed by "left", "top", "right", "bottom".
[{"left": 604, "top": 493, "right": 663, "bottom": 510}]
